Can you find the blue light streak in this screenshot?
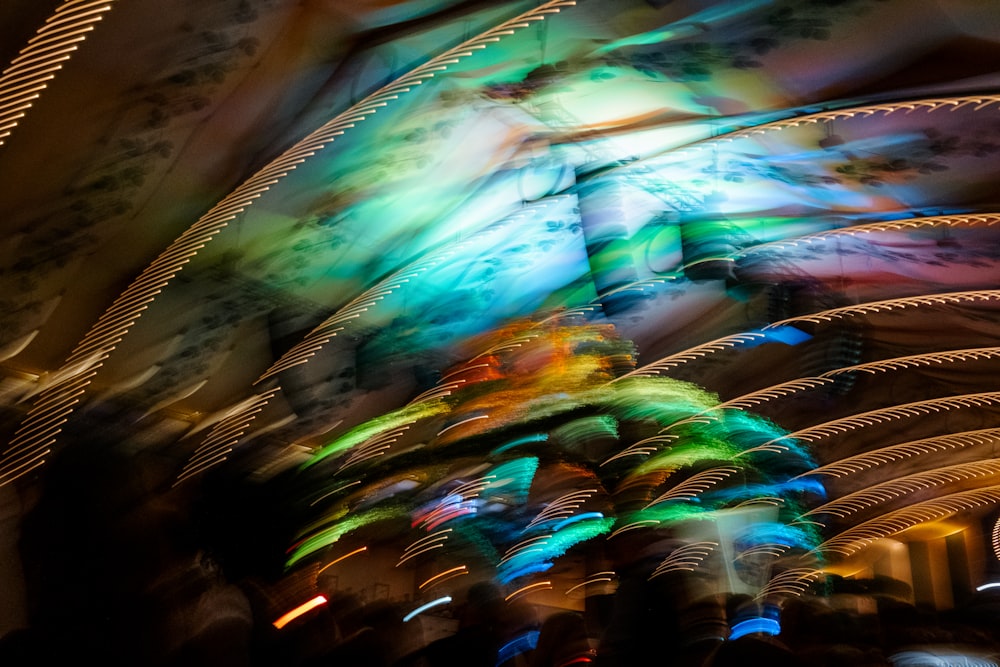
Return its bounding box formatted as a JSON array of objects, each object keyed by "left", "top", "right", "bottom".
[{"left": 403, "top": 596, "right": 452, "bottom": 622}]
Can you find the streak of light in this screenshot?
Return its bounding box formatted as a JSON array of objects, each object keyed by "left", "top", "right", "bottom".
[
  {"left": 310, "top": 481, "right": 362, "bottom": 506},
  {"left": 437, "top": 414, "right": 490, "bottom": 436},
  {"left": 565, "top": 572, "right": 616, "bottom": 596},
  {"left": 397, "top": 543, "right": 446, "bottom": 567},
  {"left": 419, "top": 566, "right": 469, "bottom": 590},
  {"left": 505, "top": 581, "right": 552, "bottom": 602},
  {"left": 500, "top": 536, "right": 551, "bottom": 564},
  {"left": 403, "top": 529, "right": 452, "bottom": 554},
  {"left": 423, "top": 506, "right": 477, "bottom": 531},
  {"left": 552, "top": 512, "right": 604, "bottom": 531},
  {"left": 403, "top": 596, "right": 452, "bottom": 622},
  {"left": 318, "top": 547, "right": 368, "bottom": 574},
  {"left": 608, "top": 520, "right": 660, "bottom": 539},
  {"left": 273, "top": 595, "right": 328, "bottom": 629}
]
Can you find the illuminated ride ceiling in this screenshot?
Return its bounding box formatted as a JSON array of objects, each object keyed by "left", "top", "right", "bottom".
[{"left": 2, "top": 0, "right": 1000, "bottom": 604}]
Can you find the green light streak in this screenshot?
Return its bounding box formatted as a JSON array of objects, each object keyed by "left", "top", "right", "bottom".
[
  {"left": 286, "top": 503, "right": 402, "bottom": 568},
  {"left": 304, "top": 398, "right": 450, "bottom": 468}
]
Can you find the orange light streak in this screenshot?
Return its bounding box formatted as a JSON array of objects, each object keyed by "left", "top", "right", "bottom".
[
  {"left": 419, "top": 566, "right": 468, "bottom": 590},
  {"left": 273, "top": 595, "right": 328, "bottom": 629},
  {"left": 318, "top": 546, "right": 368, "bottom": 574}
]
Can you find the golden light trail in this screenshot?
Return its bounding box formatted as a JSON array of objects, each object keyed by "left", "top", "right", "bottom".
[
  {"left": 612, "top": 332, "right": 768, "bottom": 380},
  {"left": 601, "top": 434, "right": 677, "bottom": 467},
  {"left": 763, "top": 290, "right": 1000, "bottom": 331},
  {"left": 0, "top": 1, "right": 115, "bottom": 147},
  {"left": 608, "top": 519, "right": 660, "bottom": 539},
  {"left": 419, "top": 566, "right": 468, "bottom": 590},
  {"left": 758, "top": 391, "right": 1000, "bottom": 454},
  {"left": 500, "top": 536, "right": 551, "bottom": 564},
  {"left": 799, "top": 459, "right": 1000, "bottom": 523},
  {"left": 814, "top": 486, "right": 1000, "bottom": 557},
  {"left": 650, "top": 541, "right": 718, "bottom": 579},
  {"left": 273, "top": 595, "right": 328, "bottom": 630},
  {"left": 626, "top": 94, "right": 1000, "bottom": 172},
  {"left": 698, "top": 347, "right": 1000, "bottom": 417},
  {"left": 796, "top": 428, "right": 1000, "bottom": 479},
  {"left": 993, "top": 517, "right": 1000, "bottom": 563},
  {"left": 402, "top": 529, "right": 452, "bottom": 554},
  {"left": 398, "top": 530, "right": 452, "bottom": 567},
  {"left": 505, "top": 580, "right": 552, "bottom": 602},
  {"left": 525, "top": 489, "right": 596, "bottom": 530},
  {"left": 644, "top": 467, "right": 739, "bottom": 509},
  {"left": 436, "top": 414, "right": 490, "bottom": 437},
  {"left": 397, "top": 544, "right": 444, "bottom": 566},
  {"left": 820, "top": 347, "right": 1000, "bottom": 378},
  {"left": 565, "top": 572, "right": 616, "bottom": 596},
  {"left": 615, "top": 294, "right": 1000, "bottom": 386},
  {"left": 310, "top": 481, "right": 362, "bottom": 506},
  {"left": 173, "top": 390, "right": 279, "bottom": 486},
  {"left": 338, "top": 425, "right": 414, "bottom": 473},
  {"left": 755, "top": 569, "right": 822, "bottom": 601},
  {"left": 719, "top": 95, "right": 1000, "bottom": 145},
  {"left": 741, "top": 213, "right": 1000, "bottom": 259},
  {"left": 318, "top": 546, "right": 368, "bottom": 574},
  {"left": 735, "top": 544, "right": 790, "bottom": 561}
]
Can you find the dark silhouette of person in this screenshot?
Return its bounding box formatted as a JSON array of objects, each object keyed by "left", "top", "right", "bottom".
[
  {"left": 530, "top": 611, "right": 594, "bottom": 667},
  {"left": 703, "top": 635, "right": 803, "bottom": 667},
  {"left": 420, "top": 581, "right": 510, "bottom": 667}
]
